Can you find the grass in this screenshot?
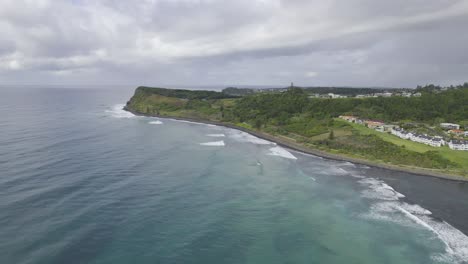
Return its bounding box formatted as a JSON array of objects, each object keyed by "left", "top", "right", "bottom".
[
  {"left": 337, "top": 119, "right": 468, "bottom": 172},
  {"left": 310, "top": 129, "right": 352, "bottom": 141}
]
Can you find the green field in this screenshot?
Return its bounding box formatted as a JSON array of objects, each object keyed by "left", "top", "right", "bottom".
[{"left": 344, "top": 120, "right": 468, "bottom": 172}]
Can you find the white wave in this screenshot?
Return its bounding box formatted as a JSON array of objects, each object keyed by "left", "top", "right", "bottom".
[
  {"left": 167, "top": 118, "right": 212, "bottom": 126},
  {"left": 268, "top": 146, "right": 297, "bottom": 160},
  {"left": 105, "top": 104, "right": 135, "bottom": 118},
  {"left": 227, "top": 130, "right": 273, "bottom": 145},
  {"left": 200, "top": 141, "right": 225, "bottom": 146},
  {"left": 291, "top": 150, "right": 324, "bottom": 159},
  {"left": 363, "top": 201, "right": 468, "bottom": 263},
  {"left": 399, "top": 203, "right": 432, "bottom": 216},
  {"left": 206, "top": 134, "right": 225, "bottom": 137},
  {"left": 359, "top": 178, "right": 405, "bottom": 201},
  {"left": 359, "top": 177, "right": 468, "bottom": 263},
  {"left": 423, "top": 215, "right": 468, "bottom": 263},
  {"left": 339, "top": 162, "right": 356, "bottom": 167},
  {"left": 148, "top": 120, "right": 163, "bottom": 125},
  {"left": 329, "top": 166, "right": 350, "bottom": 175}
]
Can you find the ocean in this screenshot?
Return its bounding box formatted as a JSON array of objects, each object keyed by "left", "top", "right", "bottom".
[{"left": 1, "top": 86, "right": 467, "bottom": 264}]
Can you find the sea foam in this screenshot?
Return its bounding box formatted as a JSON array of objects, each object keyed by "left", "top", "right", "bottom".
[
  {"left": 206, "top": 134, "right": 225, "bottom": 137},
  {"left": 268, "top": 146, "right": 297, "bottom": 160},
  {"left": 148, "top": 120, "right": 163, "bottom": 125},
  {"left": 200, "top": 141, "right": 225, "bottom": 146},
  {"left": 105, "top": 104, "right": 136, "bottom": 118},
  {"left": 359, "top": 177, "right": 468, "bottom": 263},
  {"left": 227, "top": 130, "right": 273, "bottom": 145}
]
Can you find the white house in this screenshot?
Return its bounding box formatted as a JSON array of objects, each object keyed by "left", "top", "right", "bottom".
[
  {"left": 440, "top": 123, "right": 460, "bottom": 130},
  {"left": 448, "top": 140, "right": 468, "bottom": 151},
  {"left": 391, "top": 128, "right": 444, "bottom": 147},
  {"left": 391, "top": 127, "right": 410, "bottom": 139}
]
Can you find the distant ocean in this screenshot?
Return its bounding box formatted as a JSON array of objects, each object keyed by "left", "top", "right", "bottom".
[{"left": 1, "top": 86, "right": 467, "bottom": 264}]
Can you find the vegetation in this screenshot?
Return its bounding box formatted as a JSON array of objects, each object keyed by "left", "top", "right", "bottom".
[
  {"left": 222, "top": 87, "right": 256, "bottom": 96},
  {"left": 126, "top": 85, "right": 468, "bottom": 176},
  {"left": 303, "top": 86, "right": 406, "bottom": 96}
]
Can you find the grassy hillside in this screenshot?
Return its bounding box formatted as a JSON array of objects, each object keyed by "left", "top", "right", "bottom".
[{"left": 125, "top": 86, "right": 468, "bottom": 177}]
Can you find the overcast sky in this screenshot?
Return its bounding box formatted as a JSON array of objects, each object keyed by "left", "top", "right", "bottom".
[{"left": 1, "top": 0, "right": 468, "bottom": 88}]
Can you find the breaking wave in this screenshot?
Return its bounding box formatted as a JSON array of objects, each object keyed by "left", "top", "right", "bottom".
[
  {"left": 227, "top": 130, "right": 273, "bottom": 145},
  {"left": 105, "top": 104, "right": 136, "bottom": 118},
  {"left": 268, "top": 146, "right": 297, "bottom": 160},
  {"left": 359, "top": 177, "right": 468, "bottom": 263},
  {"left": 200, "top": 141, "right": 225, "bottom": 146},
  {"left": 149, "top": 120, "right": 163, "bottom": 125},
  {"left": 206, "top": 134, "right": 225, "bottom": 137}
]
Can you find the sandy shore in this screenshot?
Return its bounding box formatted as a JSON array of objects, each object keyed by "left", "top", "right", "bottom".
[{"left": 125, "top": 108, "right": 468, "bottom": 182}]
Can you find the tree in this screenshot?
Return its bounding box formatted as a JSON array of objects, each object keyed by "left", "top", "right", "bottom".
[{"left": 328, "top": 129, "right": 335, "bottom": 140}]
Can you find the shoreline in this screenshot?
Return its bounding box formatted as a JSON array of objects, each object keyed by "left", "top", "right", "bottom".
[{"left": 125, "top": 107, "right": 468, "bottom": 182}]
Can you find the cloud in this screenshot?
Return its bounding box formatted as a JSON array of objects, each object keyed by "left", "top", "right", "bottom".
[
  {"left": 305, "top": 72, "right": 318, "bottom": 78},
  {"left": 0, "top": 0, "right": 467, "bottom": 87}
]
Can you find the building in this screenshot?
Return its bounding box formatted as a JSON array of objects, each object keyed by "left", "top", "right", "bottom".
[
  {"left": 365, "top": 120, "right": 385, "bottom": 129},
  {"left": 374, "top": 92, "right": 393, "bottom": 97},
  {"left": 339, "top": 115, "right": 358, "bottom": 123},
  {"left": 327, "top": 93, "right": 347, "bottom": 99},
  {"left": 391, "top": 127, "right": 410, "bottom": 139},
  {"left": 448, "top": 129, "right": 465, "bottom": 136},
  {"left": 409, "top": 133, "right": 445, "bottom": 147},
  {"left": 391, "top": 128, "right": 445, "bottom": 147},
  {"left": 382, "top": 124, "right": 396, "bottom": 132},
  {"left": 413, "top": 92, "right": 422, "bottom": 97},
  {"left": 440, "top": 123, "right": 460, "bottom": 130},
  {"left": 448, "top": 140, "right": 468, "bottom": 151}
]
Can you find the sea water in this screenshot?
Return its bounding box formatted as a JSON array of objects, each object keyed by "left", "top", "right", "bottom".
[{"left": 1, "top": 87, "right": 467, "bottom": 264}]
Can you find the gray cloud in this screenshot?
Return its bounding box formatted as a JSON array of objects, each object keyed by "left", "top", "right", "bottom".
[{"left": 0, "top": 0, "right": 467, "bottom": 87}]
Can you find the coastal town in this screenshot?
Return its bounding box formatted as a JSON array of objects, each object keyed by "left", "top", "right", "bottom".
[
  {"left": 339, "top": 116, "right": 468, "bottom": 151},
  {"left": 309, "top": 91, "right": 422, "bottom": 99}
]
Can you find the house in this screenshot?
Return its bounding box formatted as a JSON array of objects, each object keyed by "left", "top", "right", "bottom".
[
  {"left": 465, "top": 131, "right": 468, "bottom": 137},
  {"left": 391, "top": 127, "right": 410, "bottom": 139},
  {"left": 373, "top": 92, "right": 393, "bottom": 97},
  {"left": 409, "top": 133, "right": 445, "bottom": 147},
  {"left": 440, "top": 123, "right": 460, "bottom": 130},
  {"left": 448, "top": 140, "right": 468, "bottom": 151},
  {"left": 391, "top": 128, "right": 444, "bottom": 147},
  {"left": 382, "top": 124, "right": 396, "bottom": 132},
  {"left": 365, "top": 120, "right": 385, "bottom": 129},
  {"left": 327, "top": 93, "right": 347, "bottom": 99},
  {"left": 339, "top": 115, "right": 358, "bottom": 123},
  {"left": 448, "top": 129, "right": 465, "bottom": 136},
  {"left": 413, "top": 92, "right": 422, "bottom": 97}
]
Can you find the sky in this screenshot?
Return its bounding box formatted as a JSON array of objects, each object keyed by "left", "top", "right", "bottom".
[{"left": 1, "top": 0, "right": 468, "bottom": 88}]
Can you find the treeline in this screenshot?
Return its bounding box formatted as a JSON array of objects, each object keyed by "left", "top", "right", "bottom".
[
  {"left": 228, "top": 86, "right": 468, "bottom": 124},
  {"left": 302, "top": 87, "right": 405, "bottom": 96},
  {"left": 307, "top": 86, "right": 468, "bottom": 122},
  {"left": 222, "top": 87, "right": 256, "bottom": 96},
  {"left": 134, "top": 86, "right": 235, "bottom": 100}
]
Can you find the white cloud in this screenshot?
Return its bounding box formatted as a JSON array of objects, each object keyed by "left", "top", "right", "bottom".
[
  {"left": 305, "top": 71, "right": 318, "bottom": 78},
  {"left": 0, "top": 0, "right": 467, "bottom": 86}
]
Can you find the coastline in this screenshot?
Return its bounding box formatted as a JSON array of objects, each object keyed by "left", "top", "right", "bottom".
[{"left": 125, "top": 107, "right": 468, "bottom": 182}]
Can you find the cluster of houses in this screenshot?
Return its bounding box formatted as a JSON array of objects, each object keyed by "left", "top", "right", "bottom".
[
  {"left": 339, "top": 116, "right": 468, "bottom": 151},
  {"left": 391, "top": 128, "right": 445, "bottom": 147},
  {"left": 448, "top": 140, "right": 468, "bottom": 151},
  {"left": 310, "top": 92, "right": 422, "bottom": 99}
]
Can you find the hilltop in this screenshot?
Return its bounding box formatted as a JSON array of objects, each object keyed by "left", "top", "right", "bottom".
[{"left": 125, "top": 84, "right": 468, "bottom": 178}]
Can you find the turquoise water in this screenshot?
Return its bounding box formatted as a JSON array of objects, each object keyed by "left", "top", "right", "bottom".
[{"left": 1, "top": 87, "right": 467, "bottom": 264}]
